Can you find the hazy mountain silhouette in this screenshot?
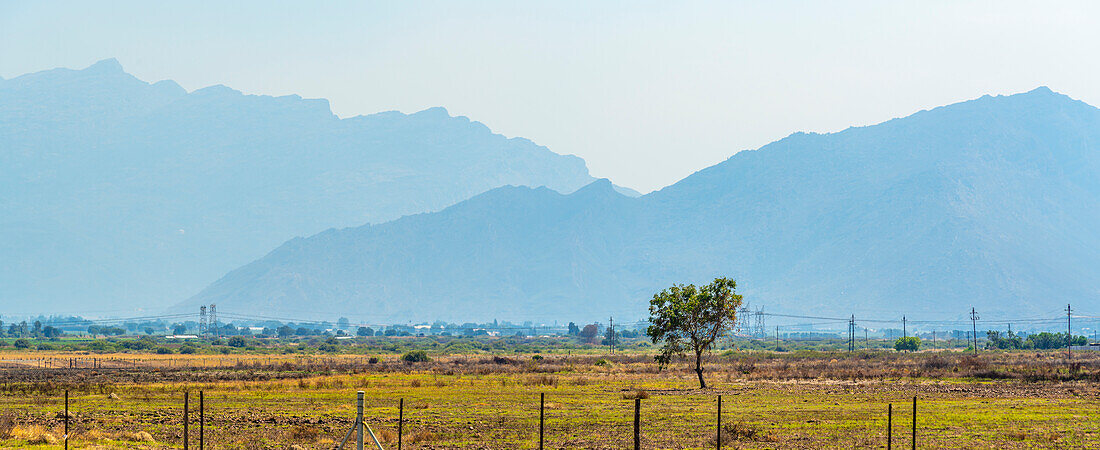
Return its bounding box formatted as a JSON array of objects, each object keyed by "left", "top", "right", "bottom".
[
  {"left": 1, "top": 59, "right": 634, "bottom": 312},
  {"left": 186, "top": 87, "right": 1100, "bottom": 321}
]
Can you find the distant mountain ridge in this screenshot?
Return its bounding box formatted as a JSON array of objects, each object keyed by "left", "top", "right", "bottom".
[
  {"left": 185, "top": 87, "right": 1100, "bottom": 322},
  {"left": 0, "top": 59, "right": 634, "bottom": 312}
]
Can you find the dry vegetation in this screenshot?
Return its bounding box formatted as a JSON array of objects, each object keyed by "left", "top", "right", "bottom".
[{"left": 0, "top": 350, "right": 1098, "bottom": 448}]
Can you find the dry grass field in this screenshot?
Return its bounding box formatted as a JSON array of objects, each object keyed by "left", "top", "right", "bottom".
[{"left": 1, "top": 350, "right": 1098, "bottom": 449}]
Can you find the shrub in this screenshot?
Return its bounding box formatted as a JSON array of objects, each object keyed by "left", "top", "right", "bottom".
[
  {"left": 179, "top": 346, "right": 196, "bottom": 354},
  {"left": 523, "top": 375, "right": 558, "bottom": 387},
  {"left": 594, "top": 358, "right": 610, "bottom": 367},
  {"left": 402, "top": 350, "right": 431, "bottom": 363},
  {"left": 722, "top": 421, "right": 775, "bottom": 442},
  {"left": 13, "top": 339, "right": 29, "bottom": 349},
  {"left": 155, "top": 347, "right": 174, "bottom": 354},
  {"left": 407, "top": 431, "right": 440, "bottom": 444},
  {"left": 121, "top": 338, "right": 155, "bottom": 350},
  {"left": 227, "top": 336, "right": 247, "bottom": 348},
  {"left": 368, "top": 357, "right": 379, "bottom": 364},
  {"left": 894, "top": 336, "right": 920, "bottom": 352},
  {"left": 289, "top": 425, "right": 321, "bottom": 441}
]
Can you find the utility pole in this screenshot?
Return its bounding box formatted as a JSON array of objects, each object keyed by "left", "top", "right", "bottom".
[
  {"left": 1067, "top": 304, "right": 1072, "bottom": 360},
  {"left": 969, "top": 307, "right": 980, "bottom": 354},
  {"left": 932, "top": 330, "right": 936, "bottom": 349},
  {"left": 608, "top": 316, "right": 615, "bottom": 355},
  {"left": 902, "top": 316, "right": 907, "bottom": 338},
  {"left": 849, "top": 315, "right": 855, "bottom": 353},
  {"left": 775, "top": 326, "right": 780, "bottom": 352}
]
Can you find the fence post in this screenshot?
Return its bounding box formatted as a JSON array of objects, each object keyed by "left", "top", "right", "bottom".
[
  {"left": 539, "top": 393, "right": 545, "bottom": 450},
  {"left": 911, "top": 396, "right": 916, "bottom": 450},
  {"left": 200, "top": 390, "right": 204, "bottom": 450},
  {"left": 716, "top": 394, "right": 721, "bottom": 450},
  {"left": 64, "top": 389, "right": 69, "bottom": 450},
  {"left": 633, "top": 398, "right": 640, "bottom": 450},
  {"left": 357, "top": 391, "right": 364, "bottom": 450},
  {"left": 183, "top": 391, "right": 189, "bottom": 450},
  {"left": 399, "top": 398, "right": 404, "bottom": 450},
  {"left": 887, "top": 403, "right": 892, "bottom": 450}
]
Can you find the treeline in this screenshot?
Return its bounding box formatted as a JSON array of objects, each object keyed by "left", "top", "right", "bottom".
[
  {"left": 986, "top": 330, "right": 1088, "bottom": 350},
  {"left": 0, "top": 320, "right": 65, "bottom": 339}
]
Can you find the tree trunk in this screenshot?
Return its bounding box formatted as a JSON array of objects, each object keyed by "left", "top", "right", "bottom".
[{"left": 695, "top": 350, "right": 706, "bottom": 389}]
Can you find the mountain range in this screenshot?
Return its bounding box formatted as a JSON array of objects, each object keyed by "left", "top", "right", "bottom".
[
  {"left": 185, "top": 87, "right": 1100, "bottom": 322},
  {"left": 0, "top": 59, "right": 631, "bottom": 312}
]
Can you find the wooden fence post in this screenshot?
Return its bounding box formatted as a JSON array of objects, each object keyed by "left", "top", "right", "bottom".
[
  {"left": 539, "top": 393, "right": 545, "bottom": 450},
  {"left": 398, "top": 398, "right": 404, "bottom": 450},
  {"left": 716, "top": 394, "right": 721, "bottom": 450},
  {"left": 912, "top": 396, "right": 916, "bottom": 450},
  {"left": 633, "top": 398, "right": 641, "bottom": 450},
  {"left": 887, "top": 403, "right": 892, "bottom": 450},
  {"left": 183, "top": 391, "right": 189, "bottom": 450}
]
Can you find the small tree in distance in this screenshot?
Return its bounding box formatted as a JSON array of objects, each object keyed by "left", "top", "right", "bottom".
[
  {"left": 894, "top": 336, "right": 921, "bottom": 352},
  {"left": 647, "top": 277, "right": 743, "bottom": 389},
  {"left": 579, "top": 324, "right": 599, "bottom": 344}
]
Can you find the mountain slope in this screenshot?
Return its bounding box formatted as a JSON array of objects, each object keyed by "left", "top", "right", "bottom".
[
  {"left": 186, "top": 88, "right": 1100, "bottom": 321},
  {"left": 0, "top": 59, "right": 629, "bottom": 312}
]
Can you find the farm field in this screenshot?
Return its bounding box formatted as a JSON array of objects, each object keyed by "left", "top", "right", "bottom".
[{"left": 1, "top": 351, "right": 1098, "bottom": 449}]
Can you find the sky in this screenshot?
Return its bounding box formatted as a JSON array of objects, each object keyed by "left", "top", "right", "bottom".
[{"left": 3, "top": 0, "right": 1100, "bottom": 193}]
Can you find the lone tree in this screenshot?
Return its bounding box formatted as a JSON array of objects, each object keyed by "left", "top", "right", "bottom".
[
  {"left": 894, "top": 336, "right": 921, "bottom": 352},
  {"left": 579, "top": 324, "right": 599, "bottom": 344},
  {"left": 647, "top": 277, "right": 742, "bottom": 389}
]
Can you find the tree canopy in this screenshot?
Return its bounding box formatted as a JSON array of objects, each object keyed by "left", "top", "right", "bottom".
[
  {"left": 646, "top": 277, "right": 742, "bottom": 389},
  {"left": 894, "top": 336, "right": 921, "bottom": 352}
]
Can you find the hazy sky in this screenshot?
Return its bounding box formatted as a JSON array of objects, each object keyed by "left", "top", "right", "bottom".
[{"left": 4, "top": 1, "right": 1100, "bottom": 192}]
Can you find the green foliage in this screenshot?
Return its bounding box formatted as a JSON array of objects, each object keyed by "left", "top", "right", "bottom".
[
  {"left": 594, "top": 358, "right": 610, "bottom": 367},
  {"left": 89, "top": 325, "right": 126, "bottom": 336},
  {"left": 179, "top": 346, "right": 197, "bottom": 354},
  {"left": 155, "top": 347, "right": 174, "bottom": 354},
  {"left": 1026, "top": 332, "right": 1087, "bottom": 349},
  {"left": 986, "top": 330, "right": 1024, "bottom": 349},
  {"left": 227, "top": 336, "right": 247, "bottom": 347},
  {"left": 647, "top": 277, "right": 742, "bottom": 388},
  {"left": 402, "top": 349, "right": 431, "bottom": 363},
  {"left": 121, "top": 337, "right": 156, "bottom": 350},
  {"left": 894, "top": 336, "right": 921, "bottom": 352},
  {"left": 13, "top": 338, "right": 29, "bottom": 349}
]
